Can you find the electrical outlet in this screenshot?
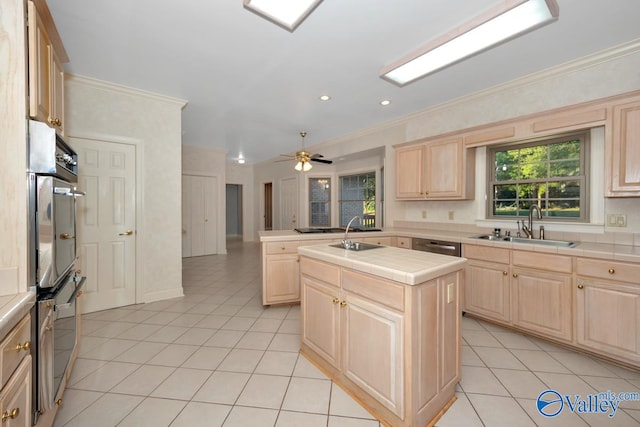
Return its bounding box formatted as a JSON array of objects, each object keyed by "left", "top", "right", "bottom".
[
  {"left": 607, "top": 213, "right": 627, "bottom": 227},
  {"left": 447, "top": 283, "right": 455, "bottom": 303},
  {"left": 448, "top": 211, "right": 455, "bottom": 220},
  {"left": 421, "top": 210, "right": 427, "bottom": 219},
  {"left": 617, "top": 214, "right": 627, "bottom": 227}
]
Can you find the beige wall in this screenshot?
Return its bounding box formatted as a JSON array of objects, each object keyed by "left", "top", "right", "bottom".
[
  {"left": 65, "top": 75, "right": 186, "bottom": 303},
  {"left": 252, "top": 41, "right": 640, "bottom": 239},
  {"left": 0, "top": 0, "right": 28, "bottom": 295}
]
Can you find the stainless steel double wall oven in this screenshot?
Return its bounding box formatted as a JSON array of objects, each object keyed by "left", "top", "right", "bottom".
[{"left": 28, "top": 120, "right": 86, "bottom": 423}]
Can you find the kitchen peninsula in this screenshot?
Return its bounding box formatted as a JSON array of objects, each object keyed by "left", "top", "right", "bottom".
[{"left": 298, "top": 243, "right": 466, "bottom": 427}]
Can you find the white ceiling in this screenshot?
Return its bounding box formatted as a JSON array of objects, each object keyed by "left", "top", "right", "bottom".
[{"left": 47, "top": 0, "right": 640, "bottom": 164}]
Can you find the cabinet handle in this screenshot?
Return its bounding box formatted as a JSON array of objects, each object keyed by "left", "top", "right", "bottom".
[
  {"left": 1, "top": 408, "right": 19, "bottom": 422},
  {"left": 340, "top": 300, "right": 347, "bottom": 307},
  {"left": 332, "top": 298, "right": 339, "bottom": 304},
  {"left": 577, "top": 284, "right": 584, "bottom": 289},
  {"left": 15, "top": 341, "right": 30, "bottom": 352},
  {"left": 608, "top": 268, "right": 615, "bottom": 274},
  {"left": 502, "top": 271, "right": 508, "bottom": 276},
  {"left": 512, "top": 273, "right": 518, "bottom": 278}
]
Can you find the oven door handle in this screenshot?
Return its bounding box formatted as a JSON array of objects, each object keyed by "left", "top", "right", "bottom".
[
  {"left": 53, "top": 187, "right": 86, "bottom": 197},
  {"left": 54, "top": 277, "right": 86, "bottom": 311}
]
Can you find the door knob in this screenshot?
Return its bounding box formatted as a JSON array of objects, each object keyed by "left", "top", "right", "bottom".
[
  {"left": 59, "top": 233, "right": 74, "bottom": 240},
  {"left": 119, "top": 230, "right": 134, "bottom": 236}
]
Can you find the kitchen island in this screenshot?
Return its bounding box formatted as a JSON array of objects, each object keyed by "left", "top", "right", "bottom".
[{"left": 298, "top": 243, "right": 466, "bottom": 427}]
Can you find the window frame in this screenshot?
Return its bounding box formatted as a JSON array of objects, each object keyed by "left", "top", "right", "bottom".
[
  {"left": 338, "top": 170, "right": 377, "bottom": 227},
  {"left": 308, "top": 177, "right": 332, "bottom": 227},
  {"left": 486, "top": 132, "right": 590, "bottom": 222}
]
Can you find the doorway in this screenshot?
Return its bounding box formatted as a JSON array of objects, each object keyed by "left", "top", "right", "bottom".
[
  {"left": 226, "top": 184, "right": 243, "bottom": 238},
  {"left": 264, "top": 182, "right": 273, "bottom": 230}
]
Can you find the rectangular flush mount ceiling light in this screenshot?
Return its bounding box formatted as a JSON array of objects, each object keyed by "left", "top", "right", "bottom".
[
  {"left": 243, "top": 0, "right": 324, "bottom": 32},
  {"left": 381, "top": 0, "right": 559, "bottom": 86}
]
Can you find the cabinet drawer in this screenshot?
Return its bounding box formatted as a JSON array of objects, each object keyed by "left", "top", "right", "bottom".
[
  {"left": 266, "top": 241, "right": 300, "bottom": 254},
  {"left": 0, "top": 315, "right": 31, "bottom": 387},
  {"left": 342, "top": 269, "right": 404, "bottom": 312},
  {"left": 576, "top": 258, "right": 640, "bottom": 284},
  {"left": 463, "top": 244, "right": 510, "bottom": 264},
  {"left": 396, "top": 237, "right": 412, "bottom": 249},
  {"left": 512, "top": 250, "right": 572, "bottom": 274},
  {"left": 362, "top": 236, "right": 392, "bottom": 246},
  {"left": 300, "top": 257, "right": 340, "bottom": 286}
]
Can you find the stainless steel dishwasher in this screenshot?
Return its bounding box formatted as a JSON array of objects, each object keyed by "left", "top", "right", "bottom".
[{"left": 412, "top": 237, "right": 461, "bottom": 257}]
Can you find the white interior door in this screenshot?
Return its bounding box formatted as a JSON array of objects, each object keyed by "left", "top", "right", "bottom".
[
  {"left": 182, "top": 174, "right": 217, "bottom": 257},
  {"left": 73, "top": 138, "right": 136, "bottom": 313},
  {"left": 280, "top": 176, "right": 298, "bottom": 230}
]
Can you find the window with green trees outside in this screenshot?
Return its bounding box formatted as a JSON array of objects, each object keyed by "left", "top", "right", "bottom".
[{"left": 487, "top": 133, "right": 589, "bottom": 221}]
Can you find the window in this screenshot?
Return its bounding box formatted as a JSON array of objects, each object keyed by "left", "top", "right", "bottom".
[
  {"left": 487, "top": 133, "right": 589, "bottom": 221},
  {"left": 339, "top": 172, "right": 376, "bottom": 227},
  {"left": 309, "top": 177, "right": 331, "bottom": 226}
]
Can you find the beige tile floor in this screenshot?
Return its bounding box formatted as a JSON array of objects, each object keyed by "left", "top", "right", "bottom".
[{"left": 54, "top": 239, "right": 640, "bottom": 426}]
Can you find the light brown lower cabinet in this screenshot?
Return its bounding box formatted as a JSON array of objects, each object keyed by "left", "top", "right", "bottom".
[
  {"left": 575, "top": 257, "right": 640, "bottom": 365},
  {"left": 0, "top": 356, "right": 31, "bottom": 427},
  {"left": 463, "top": 244, "right": 511, "bottom": 323},
  {"left": 464, "top": 245, "right": 573, "bottom": 342},
  {"left": 301, "top": 256, "right": 461, "bottom": 426},
  {"left": 0, "top": 314, "right": 32, "bottom": 427},
  {"left": 511, "top": 267, "right": 572, "bottom": 341}
]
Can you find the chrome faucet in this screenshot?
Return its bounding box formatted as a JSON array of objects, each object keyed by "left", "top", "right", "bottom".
[
  {"left": 521, "top": 204, "right": 542, "bottom": 239},
  {"left": 342, "top": 215, "right": 361, "bottom": 249}
]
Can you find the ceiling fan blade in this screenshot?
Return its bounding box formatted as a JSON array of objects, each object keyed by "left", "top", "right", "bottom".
[
  {"left": 311, "top": 158, "right": 333, "bottom": 164},
  {"left": 279, "top": 154, "right": 295, "bottom": 158},
  {"left": 310, "top": 153, "right": 324, "bottom": 159}
]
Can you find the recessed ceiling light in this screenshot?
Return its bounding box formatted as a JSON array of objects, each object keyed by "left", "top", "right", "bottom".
[
  {"left": 319, "top": 95, "right": 331, "bottom": 101},
  {"left": 380, "top": 100, "right": 391, "bottom": 106},
  {"left": 381, "top": 0, "right": 559, "bottom": 86},
  {"left": 243, "top": 0, "right": 323, "bottom": 32}
]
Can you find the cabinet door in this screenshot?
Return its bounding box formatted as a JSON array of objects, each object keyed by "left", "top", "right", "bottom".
[
  {"left": 465, "top": 260, "right": 510, "bottom": 323},
  {"left": 609, "top": 100, "right": 640, "bottom": 196},
  {"left": 49, "top": 48, "right": 65, "bottom": 136},
  {"left": 342, "top": 293, "right": 404, "bottom": 417},
  {"left": 424, "top": 138, "right": 463, "bottom": 199},
  {"left": 301, "top": 275, "right": 340, "bottom": 368},
  {"left": 0, "top": 356, "right": 32, "bottom": 427},
  {"left": 395, "top": 145, "right": 426, "bottom": 199},
  {"left": 28, "top": 1, "right": 51, "bottom": 123},
  {"left": 264, "top": 254, "right": 300, "bottom": 305},
  {"left": 576, "top": 278, "right": 640, "bottom": 364},
  {"left": 512, "top": 268, "right": 572, "bottom": 341}
]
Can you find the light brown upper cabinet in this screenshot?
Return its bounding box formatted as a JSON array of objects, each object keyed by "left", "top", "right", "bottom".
[
  {"left": 395, "top": 138, "right": 475, "bottom": 200},
  {"left": 28, "top": 0, "right": 68, "bottom": 137},
  {"left": 607, "top": 98, "right": 640, "bottom": 197}
]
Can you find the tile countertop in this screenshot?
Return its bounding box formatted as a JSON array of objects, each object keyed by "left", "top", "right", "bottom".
[
  {"left": 260, "top": 228, "right": 640, "bottom": 263},
  {"left": 298, "top": 244, "right": 467, "bottom": 286},
  {"left": 0, "top": 291, "right": 36, "bottom": 339}
]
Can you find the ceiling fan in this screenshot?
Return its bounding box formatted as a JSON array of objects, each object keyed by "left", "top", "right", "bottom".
[{"left": 278, "top": 131, "right": 333, "bottom": 171}]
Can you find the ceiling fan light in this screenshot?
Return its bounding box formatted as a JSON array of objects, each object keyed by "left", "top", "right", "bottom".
[
  {"left": 303, "top": 161, "right": 313, "bottom": 172},
  {"left": 294, "top": 161, "right": 303, "bottom": 171}
]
